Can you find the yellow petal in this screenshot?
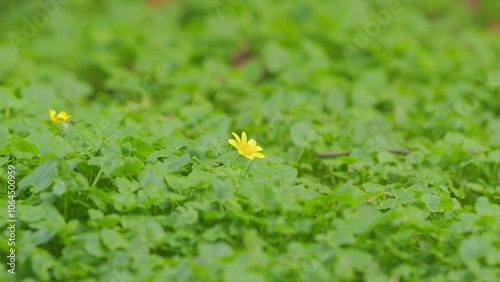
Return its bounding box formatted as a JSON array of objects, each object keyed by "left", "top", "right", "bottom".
[
  {"left": 254, "top": 146, "right": 263, "bottom": 152},
  {"left": 241, "top": 131, "right": 247, "bottom": 144},
  {"left": 248, "top": 139, "right": 257, "bottom": 147},
  {"left": 253, "top": 153, "right": 265, "bottom": 158},
  {"left": 244, "top": 154, "right": 254, "bottom": 160},
  {"left": 228, "top": 139, "right": 239, "bottom": 148},
  {"left": 231, "top": 132, "right": 241, "bottom": 145},
  {"left": 49, "top": 109, "right": 57, "bottom": 119}
]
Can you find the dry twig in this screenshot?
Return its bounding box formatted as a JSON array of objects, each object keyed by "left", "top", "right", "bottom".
[
  {"left": 317, "top": 149, "right": 410, "bottom": 158},
  {"left": 366, "top": 192, "right": 397, "bottom": 203}
]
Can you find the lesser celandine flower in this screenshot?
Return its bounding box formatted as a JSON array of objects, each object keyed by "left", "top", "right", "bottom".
[
  {"left": 49, "top": 109, "right": 71, "bottom": 124},
  {"left": 228, "top": 131, "right": 265, "bottom": 160}
]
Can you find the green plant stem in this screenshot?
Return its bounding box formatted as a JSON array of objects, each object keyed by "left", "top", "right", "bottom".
[
  {"left": 246, "top": 159, "right": 253, "bottom": 172},
  {"left": 91, "top": 167, "right": 104, "bottom": 187},
  {"left": 217, "top": 154, "right": 241, "bottom": 169},
  {"left": 64, "top": 192, "right": 68, "bottom": 219},
  {"left": 297, "top": 146, "right": 305, "bottom": 163},
  {"left": 218, "top": 201, "right": 224, "bottom": 211}
]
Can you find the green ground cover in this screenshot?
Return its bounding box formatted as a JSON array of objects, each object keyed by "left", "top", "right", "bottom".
[{"left": 0, "top": 0, "right": 499, "bottom": 281}]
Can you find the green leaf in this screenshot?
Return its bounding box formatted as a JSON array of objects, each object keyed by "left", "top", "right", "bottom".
[
  {"left": 26, "top": 129, "right": 73, "bottom": 157},
  {"left": 421, "top": 194, "right": 442, "bottom": 212},
  {"left": 100, "top": 229, "right": 128, "bottom": 251},
  {"left": 7, "top": 139, "right": 39, "bottom": 159},
  {"left": 290, "top": 120, "right": 317, "bottom": 147},
  {"left": 19, "top": 159, "right": 58, "bottom": 193},
  {"left": 31, "top": 250, "right": 55, "bottom": 281},
  {"left": 263, "top": 42, "right": 290, "bottom": 73},
  {"left": 475, "top": 196, "right": 500, "bottom": 216},
  {"left": 112, "top": 157, "right": 145, "bottom": 176},
  {"left": 165, "top": 153, "right": 191, "bottom": 173},
  {"left": 83, "top": 233, "right": 105, "bottom": 257},
  {"left": 121, "top": 136, "right": 154, "bottom": 158},
  {"left": 139, "top": 164, "right": 166, "bottom": 190},
  {"left": 88, "top": 154, "right": 124, "bottom": 175},
  {"left": 18, "top": 205, "right": 47, "bottom": 222}
]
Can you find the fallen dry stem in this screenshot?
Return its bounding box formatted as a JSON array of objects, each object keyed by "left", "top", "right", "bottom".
[{"left": 317, "top": 149, "right": 410, "bottom": 158}]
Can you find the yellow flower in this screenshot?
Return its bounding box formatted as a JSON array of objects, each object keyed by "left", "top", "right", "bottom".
[
  {"left": 228, "top": 131, "right": 265, "bottom": 160},
  {"left": 49, "top": 109, "right": 71, "bottom": 124}
]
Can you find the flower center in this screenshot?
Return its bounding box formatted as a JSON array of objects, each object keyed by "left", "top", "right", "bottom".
[{"left": 240, "top": 144, "right": 253, "bottom": 155}]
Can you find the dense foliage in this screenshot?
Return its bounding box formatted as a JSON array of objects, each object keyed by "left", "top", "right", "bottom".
[{"left": 1, "top": 0, "right": 499, "bottom": 281}]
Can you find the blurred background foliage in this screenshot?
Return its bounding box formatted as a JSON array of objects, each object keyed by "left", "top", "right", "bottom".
[{"left": 0, "top": 0, "right": 499, "bottom": 281}]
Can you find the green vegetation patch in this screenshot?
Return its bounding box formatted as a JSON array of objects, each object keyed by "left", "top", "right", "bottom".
[{"left": 0, "top": 0, "right": 499, "bottom": 281}]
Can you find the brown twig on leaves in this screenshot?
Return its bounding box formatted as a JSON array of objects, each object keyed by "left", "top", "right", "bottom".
[
  {"left": 366, "top": 192, "right": 397, "bottom": 203},
  {"left": 317, "top": 149, "right": 410, "bottom": 158}
]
